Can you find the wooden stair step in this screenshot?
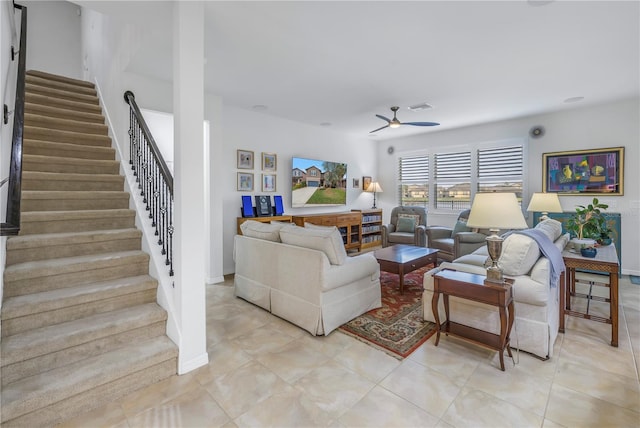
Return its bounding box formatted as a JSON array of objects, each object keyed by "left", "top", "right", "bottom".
[{"left": 0, "top": 336, "right": 177, "bottom": 425}]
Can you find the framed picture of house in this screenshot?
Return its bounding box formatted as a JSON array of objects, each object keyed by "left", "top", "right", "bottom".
[
  {"left": 262, "top": 152, "right": 277, "bottom": 171},
  {"left": 262, "top": 174, "right": 276, "bottom": 192},
  {"left": 543, "top": 147, "right": 624, "bottom": 195},
  {"left": 362, "top": 176, "right": 372, "bottom": 191},
  {"left": 237, "top": 149, "right": 254, "bottom": 169},
  {"left": 237, "top": 172, "right": 254, "bottom": 191}
]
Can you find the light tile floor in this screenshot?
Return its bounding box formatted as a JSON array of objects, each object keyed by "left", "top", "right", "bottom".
[{"left": 60, "top": 275, "right": 640, "bottom": 428}]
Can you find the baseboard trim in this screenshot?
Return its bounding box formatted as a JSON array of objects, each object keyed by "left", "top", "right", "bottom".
[
  {"left": 206, "top": 275, "right": 225, "bottom": 285},
  {"left": 178, "top": 352, "right": 209, "bottom": 375}
]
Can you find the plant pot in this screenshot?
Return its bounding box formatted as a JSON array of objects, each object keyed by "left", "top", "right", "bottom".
[
  {"left": 571, "top": 238, "right": 595, "bottom": 250},
  {"left": 580, "top": 247, "right": 597, "bottom": 258},
  {"left": 597, "top": 237, "right": 612, "bottom": 246}
]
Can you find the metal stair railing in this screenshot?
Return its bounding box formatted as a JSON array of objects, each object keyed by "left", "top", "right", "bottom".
[{"left": 123, "top": 91, "right": 174, "bottom": 276}]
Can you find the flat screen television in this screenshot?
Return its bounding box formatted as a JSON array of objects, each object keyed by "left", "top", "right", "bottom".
[{"left": 292, "top": 157, "right": 347, "bottom": 208}]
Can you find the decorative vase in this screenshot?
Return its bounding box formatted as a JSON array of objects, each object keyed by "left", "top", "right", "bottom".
[{"left": 580, "top": 247, "right": 597, "bottom": 258}]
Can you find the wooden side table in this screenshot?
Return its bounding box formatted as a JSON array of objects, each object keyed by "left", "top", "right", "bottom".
[
  {"left": 432, "top": 269, "right": 515, "bottom": 371},
  {"left": 559, "top": 244, "right": 619, "bottom": 346}
]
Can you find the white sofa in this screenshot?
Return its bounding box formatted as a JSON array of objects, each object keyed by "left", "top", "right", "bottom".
[
  {"left": 423, "top": 219, "right": 569, "bottom": 359},
  {"left": 234, "top": 221, "right": 381, "bottom": 335}
]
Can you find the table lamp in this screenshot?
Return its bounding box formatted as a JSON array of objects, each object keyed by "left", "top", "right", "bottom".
[
  {"left": 365, "top": 182, "right": 383, "bottom": 209},
  {"left": 466, "top": 192, "right": 528, "bottom": 283},
  {"left": 526, "top": 192, "right": 562, "bottom": 221}
]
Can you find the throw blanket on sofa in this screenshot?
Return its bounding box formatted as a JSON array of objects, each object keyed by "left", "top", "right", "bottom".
[{"left": 509, "top": 229, "right": 565, "bottom": 288}]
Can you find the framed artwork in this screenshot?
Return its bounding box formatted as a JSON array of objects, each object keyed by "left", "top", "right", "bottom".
[
  {"left": 262, "top": 152, "right": 277, "bottom": 171},
  {"left": 543, "top": 147, "right": 624, "bottom": 195},
  {"left": 362, "top": 176, "right": 372, "bottom": 191},
  {"left": 262, "top": 174, "right": 276, "bottom": 192},
  {"left": 352, "top": 178, "right": 360, "bottom": 188},
  {"left": 237, "top": 149, "right": 254, "bottom": 169},
  {"left": 237, "top": 172, "right": 254, "bottom": 191},
  {"left": 255, "top": 195, "right": 272, "bottom": 217}
]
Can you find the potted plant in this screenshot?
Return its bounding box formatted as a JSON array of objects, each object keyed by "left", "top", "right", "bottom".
[
  {"left": 596, "top": 215, "right": 613, "bottom": 246},
  {"left": 565, "top": 197, "right": 608, "bottom": 252}
]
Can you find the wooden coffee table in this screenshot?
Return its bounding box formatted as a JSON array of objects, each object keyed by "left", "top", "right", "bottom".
[{"left": 374, "top": 245, "right": 439, "bottom": 294}]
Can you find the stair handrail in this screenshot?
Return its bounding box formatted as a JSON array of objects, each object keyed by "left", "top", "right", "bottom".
[
  {"left": 1, "top": 3, "right": 27, "bottom": 237},
  {"left": 123, "top": 90, "right": 174, "bottom": 276}
]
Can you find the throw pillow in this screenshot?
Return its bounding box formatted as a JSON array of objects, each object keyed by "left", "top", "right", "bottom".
[
  {"left": 240, "top": 220, "right": 285, "bottom": 242},
  {"left": 534, "top": 218, "right": 562, "bottom": 242},
  {"left": 451, "top": 220, "right": 471, "bottom": 236},
  {"left": 396, "top": 216, "right": 416, "bottom": 233},
  {"left": 397, "top": 213, "right": 421, "bottom": 229},
  {"left": 280, "top": 225, "right": 347, "bottom": 265},
  {"left": 499, "top": 233, "right": 541, "bottom": 276}
]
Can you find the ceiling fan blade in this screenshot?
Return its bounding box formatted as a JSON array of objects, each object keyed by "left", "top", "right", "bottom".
[
  {"left": 403, "top": 121, "right": 440, "bottom": 127},
  {"left": 369, "top": 124, "right": 390, "bottom": 133},
  {"left": 375, "top": 114, "right": 392, "bottom": 123}
]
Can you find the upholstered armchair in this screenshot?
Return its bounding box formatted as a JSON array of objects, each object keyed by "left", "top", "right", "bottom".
[
  {"left": 381, "top": 206, "right": 427, "bottom": 247},
  {"left": 425, "top": 209, "right": 488, "bottom": 262}
]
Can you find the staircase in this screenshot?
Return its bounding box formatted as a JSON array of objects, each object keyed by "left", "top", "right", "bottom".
[{"left": 0, "top": 71, "right": 178, "bottom": 427}]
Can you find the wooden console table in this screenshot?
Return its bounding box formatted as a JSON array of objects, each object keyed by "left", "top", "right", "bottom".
[
  {"left": 432, "top": 269, "right": 515, "bottom": 371},
  {"left": 236, "top": 215, "right": 292, "bottom": 235},
  {"left": 292, "top": 212, "right": 362, "bottom": 251},
  {"left": 559, "top": 244, "right": 619, "bottom": 346}
]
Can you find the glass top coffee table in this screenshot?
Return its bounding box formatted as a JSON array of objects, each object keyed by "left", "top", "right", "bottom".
[{"left": 374, "top": 245, "right": 439, "bottom": 294}]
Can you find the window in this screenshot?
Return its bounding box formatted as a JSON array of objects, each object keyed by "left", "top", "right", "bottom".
[
  {"left": 434, "top": 151, "right": 471, "bottom": 210},
  {"left": 477, "top": 145, "right": 524, "bottom": 204},
  {"left": 398, "top": 155, "right": 429, "bottom": 207},
  {"left": 396, "top": 139, "right": 526, "bottom": 211}
]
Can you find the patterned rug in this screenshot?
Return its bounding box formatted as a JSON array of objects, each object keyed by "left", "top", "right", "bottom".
[{"left": 339, "top": 266, "right": 436, "bottom": 359}]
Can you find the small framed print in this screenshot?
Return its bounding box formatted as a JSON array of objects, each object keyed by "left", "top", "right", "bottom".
[
  {"left": 262, "top": 152, "right": 277, "bottom": 171},
  {"left": 237, "top": 172, "right": 254, "bottom": 191},
  {"left": 352, "top": 178, "right": 360, "bottom": 188},
  {"left": 362, "top": 176, "right": 372, "bottom": 191},
  {"left": 262, "top": 174, "right": 276, "bottom": 192},
  {"left": 237, "top": 149, "right": 254, "bottom": 169},
  {"left": 255, "top": 195, "right": 272, "bottom": 217}
]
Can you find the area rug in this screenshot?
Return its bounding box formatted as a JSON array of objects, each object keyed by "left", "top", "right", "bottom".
[{"left": 339, "top": 266, "right": 436, "bottom": 359}]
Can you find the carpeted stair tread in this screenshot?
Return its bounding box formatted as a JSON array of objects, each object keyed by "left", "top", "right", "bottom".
[
  {"left": 0, "top": 336, "right": 177, "bottom": 423},
  {"left": 25, "top": 113, "right": 108, "bottom": 135},
  {"left": 26, "top": 73, "right": 97, "bottom": 96},
  {"left": 1, "top": 274, "right": 155, "bottom": 320},
  {"left": 19, "top": 208, "right": 136, "bottom": 235},
  {"left": 26, "top": 92, "right": 102, "bottom": 115},
  {"left": 26, "top": 102, "right": 104, "bottom": 124},
  {"left": 27, "top": 70, "right": 95, "bottom": 89},
  {"left": 24, "top": 125, "right": 112, "bottom": 147},
  {"left": 22, "top": 171, "right": 124, "bottom": 191},
  {"left": 21, "top": 190, "right": 130, "bottom": 212},
  {"left": 26, "top": 82, "right": 99, "bottom": 106},
  {"left": 5, "top": 228, "right": 142, "bottom": 265},
  {"left": 1, "top": 303, "right": 166, "bottom": 367},
  {"left": 4, "top": 250, "right": 149, "bottom": 283},
  {"left": 23, "top": 154, "right": 120, "bottom": 175},
  {"left": 24, "top": 139, "right": 115, "bottom": 161}
]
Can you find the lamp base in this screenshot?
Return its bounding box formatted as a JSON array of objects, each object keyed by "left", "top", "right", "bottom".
[{"left": 485, "top": 230, "right": 504, "bottom": 284}]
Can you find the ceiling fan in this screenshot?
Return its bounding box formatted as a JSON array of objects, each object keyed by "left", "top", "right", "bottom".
[{"left": 370, "top": 106, "right": 440, "bottom": 133}]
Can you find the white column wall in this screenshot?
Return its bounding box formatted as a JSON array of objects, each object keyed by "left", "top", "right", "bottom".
[{"left": 172, "top": 1, "right": 208, "bottom": 374}]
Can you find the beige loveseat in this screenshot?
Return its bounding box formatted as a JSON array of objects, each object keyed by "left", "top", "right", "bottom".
[
  {"left": 234, "top": 221, "right": 381, "bottom": 335},
  {"left": 423, "top": 219, "right": 568, "bottom": 359}
]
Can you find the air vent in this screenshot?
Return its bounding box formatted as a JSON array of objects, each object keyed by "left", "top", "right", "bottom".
[{"left": 408, "top": 102, "right": 433, "bottom": 112}]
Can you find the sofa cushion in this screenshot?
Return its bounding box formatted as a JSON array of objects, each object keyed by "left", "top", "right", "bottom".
[
  {"left": 534, "top": 218, "right": 563, "bottom": 242},
  {"left": 396, "top": 216, "right": 416, "bottom": 233},
  {"left": 280, "top": 225, "right": 347, "bottom": 265},
  {"left": 499, "top": 233, "right": 540, "bottom": 276},
  {"left": 240, "top": 220, "right": 285, "bottom": 242},
  {"left": 452, "top": 220, "right": 471, "bottom": 236}
]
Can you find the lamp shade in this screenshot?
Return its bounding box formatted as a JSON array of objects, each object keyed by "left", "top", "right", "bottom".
[
  {"left": 365, "top": 182, "right": 384, "bottom": 193},
  {"left": 526, "top": 192, "right": 562, "bottom": 214},
  {"left": 467, "top": 192, "right": 527, "bottom": 229}
]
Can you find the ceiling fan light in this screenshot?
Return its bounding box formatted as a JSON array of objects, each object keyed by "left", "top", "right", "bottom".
[{"left": 389, "top": 122, "right": 401, "bottom": 128}]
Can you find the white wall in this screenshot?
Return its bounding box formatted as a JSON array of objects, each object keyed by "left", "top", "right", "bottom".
[
  {"left": 23, "top": 0, "right": 81, "bottom": 79},
  {"left": 221, "top": 106, "right": 378, "bottom": 274},
  {"left": 376, "top": 98, "right": 640, "bottom": 275}
]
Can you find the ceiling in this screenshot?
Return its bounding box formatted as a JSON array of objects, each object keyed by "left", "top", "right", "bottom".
[{"left": 75, "top": 1, "right": 640, "bottom": 140}]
